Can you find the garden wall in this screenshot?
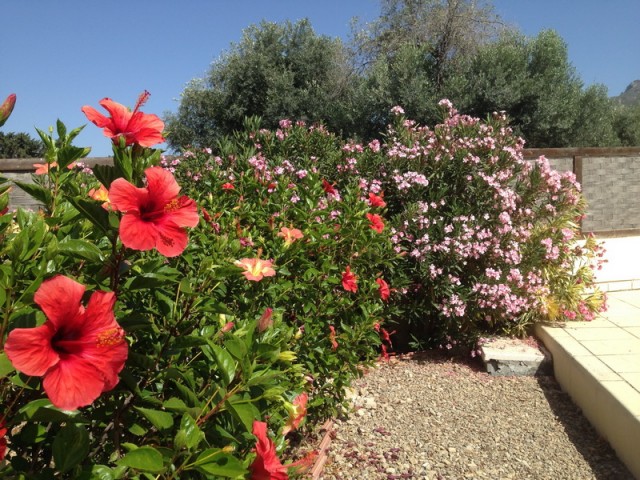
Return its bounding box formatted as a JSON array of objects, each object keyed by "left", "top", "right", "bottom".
[
  {"left": 523, "top": 147, "right": 640, "bottom": 235},
  {"left": 3, "top": 147, "right": 640, "bottom": 235}
]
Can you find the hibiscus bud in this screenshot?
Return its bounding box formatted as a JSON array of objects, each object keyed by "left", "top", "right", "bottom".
[
  {"left": 0, "top": 94, "right": 16, "bottom": 127},
  {"left": 220, "top": 321, "right": 234, "bottom": 333},
  {"left": 258, "top": 307, "right": 273, "bottom": 332}
]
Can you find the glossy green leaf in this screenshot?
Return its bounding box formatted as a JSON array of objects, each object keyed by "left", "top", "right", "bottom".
[
  {"left": 116, "top": 446, "right": 164, "bottom": 472},
  {"left": 210, "top": 344, "right": 236, "bottom": 386},
  {"left": 193, "top": 449, "right": 246, "bottom": 477},
  {"left": 134, "top": 407, "right": 173, "bottom": 431},
  {"left": 174, "top": 414, "right": 204, "bottom": 450},
  {"left": 14, "top": 181, "right": 52, "bottom": 206},
  {"left": 57, "top": 237, "right": 104, "bottom": 262},
  {"left": 52, "top": 423, "right": 89, "bottom": 473}
]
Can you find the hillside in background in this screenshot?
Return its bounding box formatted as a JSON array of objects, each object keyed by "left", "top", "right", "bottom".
[{"left": 614, "top": 80, "right": 640, "bottom": 105}]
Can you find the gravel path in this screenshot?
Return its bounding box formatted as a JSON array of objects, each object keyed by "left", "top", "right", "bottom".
[{"left": 318, "top": 352, "right": 634, "bottom": 480}]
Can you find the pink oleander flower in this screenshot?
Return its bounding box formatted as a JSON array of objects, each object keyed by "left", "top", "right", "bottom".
[
  {"left": 234, "top": 258, "right": 276, "bottom": 281},
  {"left": 277, "top": 226, "right": 304, "bottom": 246}
]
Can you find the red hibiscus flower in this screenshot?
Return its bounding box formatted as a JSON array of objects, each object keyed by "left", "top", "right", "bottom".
[
  {"left": 0, "top": 93, "right": 16, "bottom": 127},
  {"left": 221, "top": 182, "right": 235, "bottom": 190},
  {"left": 368, "top": 192, "right": 386, "bottom": 208},
  {"left": 249, "top": 421, "right": 289, "bottom": 480},
  {"left": 376, "top": 278, "right": 390, "bottom": 301},
  {"left": 81, "top": 91, "right": 165, "bottom": 147},
  {"left": 282, "top": 392, "right": 308, "bottom": 435},
  {"left": 342, "top": 266, "right": 358, "bottom": 293},
  {"left": 329, "top": 325, "right": 339, "bottom": 350},
  {"left": 108, "top": 166, "right": 199, "bottom": 257},
  {"left": 4, "top": 275, "right": 128, "bottom": 411},
  {"left": 277, "top": 226, "right": 304, "bottom": 247},
  {"left": 322, "top": 179, "right": 336, "bottom": 195},
  {"left": 0, "top": 418, "right": 6, "bottom": 461},
  {"left": 366, "top": 213, "right": 385, "bottom": 233}
]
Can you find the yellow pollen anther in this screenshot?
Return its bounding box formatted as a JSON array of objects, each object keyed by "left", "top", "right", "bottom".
[
  {"left": 164, "top": 199, "right": 180, "bottom": 213},
  {"left": 96, "top": 328, "right": 123, "bottom": 347}
]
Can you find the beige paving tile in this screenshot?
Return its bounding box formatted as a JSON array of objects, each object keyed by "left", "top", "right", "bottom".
[
  {"left": 573, "top": 355, "right": 622, "bottom": 381},
  {"left": 550, "top": 335, "right": 593, "bottom": 356},
  {"left": 609, "top": 291, "right": 640, "bottom": 308},
  {"left": 608, "top": 316, "right": 640, "bottom": 328},
  {"left": 626, "top": 327, "right": 640, "bottom": 339},
  {"left": 580, "top": 338, "right": 640, "bottom": 355},
  {"left": 565, "top": 327, "right": 636, "bottom": 341},
  {"left": 561, "top": 318, "right": 617, "bottom": 329},
  {"left": 619, "top": 372, "right": 640, "bottom": 394},
  {"left": 600, "top": 354, "right": 640, "bottom": 373}
]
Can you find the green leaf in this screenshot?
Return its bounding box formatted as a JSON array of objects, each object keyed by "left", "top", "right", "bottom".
[
  {"left": 225, "top": 398, "right": 259, "bottom": 432},
  {"left": 0, "top": 352, "right": 15, "bottom": 379},
  {"left": 116, "top": 446, "right": 164, "bottom": 472},
  {"left": 126, "top": 273, "right": 175, "bottom": 290},
  {"left": 210, "top": 344, "right": 236, "bottom": 386},
  {"left": 193, "top": 449, "right": 246, "bottom": 477},
  {"left": 91, "top": 164, "right": 118, "bottom": 190},
  {"left": 174, "top": 414, "right": 204, "bottom": 450},
  {"left": 67, "top": 197, "right": 110, "bottom": 235},
  {"left": 223, "top": 336, "right": 247, "bottom": 360},
  {"left": 134, "top": 407, "right": 174, "bottom": 431},
  {"left": 57, "top": 237, "right": 104, "bottom": 262},
  {"left": 52, "top": 423, "right": 89, "bottom": 473},
  {"left": 14, "top": 181, "right": 52, "bottom": 206}
]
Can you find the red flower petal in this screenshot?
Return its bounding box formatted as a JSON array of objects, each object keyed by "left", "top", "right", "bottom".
[
  {"left": 42, "top": 357, "right": 108, "bottom": 410},
  {"left": 4, "top": 324, "right": 59, "bottom": 376},
  {"left": 118, "top": 214, "right": 158, "bottom": 252},
  {"left": 33, "top": 276, "right": 86, "bottom": 329},
  {"left": 109, "top": 178, "right": 147, "bottom": 213},
  {"left": 153, "top": 221, "right": 189, "bottom": 257},
  {"left": 145, "top": 166, "right": 180, "bottom": 206}
]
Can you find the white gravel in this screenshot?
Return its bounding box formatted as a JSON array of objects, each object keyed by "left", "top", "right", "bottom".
[{"left": 318, "top": 352, "right": 634, "bottom": 480}]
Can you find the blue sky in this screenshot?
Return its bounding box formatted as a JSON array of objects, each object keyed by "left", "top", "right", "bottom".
[{"left": 1, "top": 0, "right": 638, "bottom": 156}]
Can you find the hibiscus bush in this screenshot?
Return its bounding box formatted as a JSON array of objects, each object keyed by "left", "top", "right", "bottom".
[{"left": 0, "top": 95, "right": 398, "bottom": 478}]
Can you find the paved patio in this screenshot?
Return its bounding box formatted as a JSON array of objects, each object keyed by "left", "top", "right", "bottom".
[{"left": 535, "top": 235, "right": 640, "bottom": 479}]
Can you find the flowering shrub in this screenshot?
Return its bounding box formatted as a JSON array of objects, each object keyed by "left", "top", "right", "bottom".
[
  {"left": 0, "top": 97, "right": 398, "bottom": 477},
  {"left": 326, "top": 100, "right": 607, "bottom": 349}
]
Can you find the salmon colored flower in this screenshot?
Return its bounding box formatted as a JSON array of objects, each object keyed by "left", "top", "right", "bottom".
[
  {"left": 249, "top": 421, "right": 288, "bottom": 480},
  {"left": 221, "top": 182, "right": 235, "bottom": 190},
  {"left": 81, "top": 91, "right": 165, "bottom": 147},
  {"left": 0, "top": 93, "right": 16, "bottom": 127},
  {"left": 258, "top": 307, "right": 274, "bottom": 332},
  {"left": 376, "top": 278, "right": 390, "bottom": 301},
  {"left": 33, "top": 162, "right": 77, "bottom": 175},
  {"left": 108, "top": 166, "right": 199, "bottom": 257},
  {"left": 368, "top": 192, "right": 386, "bottom": 208},
  {"left": 88, "top": 184, "right": 111, "bottom": 209},
  {"left": 277, "top": 227, "right": 304, "bottom": 246},
  {"left": 234, "top": 258, "right": 276, "bottom": 281},
  {"left": 4, "top": 275, "right": 128, "bottom": 411},
  {"left": 341, "top": 266, "right": 358, "bottom": 293},
  {"left": 381, "top": 343, "right": 390, "bottom": 361},
  {"left": 329, "top": 325, "right": 338, "bottom": 350},
  {"left": 366, "top": 213, "right": 385, "bottom": 233},
  {"left": 283, "top": 392, "right": 308, "bottom": 435},
  {"left": 33, "top": 162, "right": 58, "bottom": 175}
]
